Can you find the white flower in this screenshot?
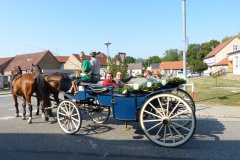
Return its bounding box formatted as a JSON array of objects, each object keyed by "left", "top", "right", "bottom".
[
  {"left": 147, "top": 82, "right": 152, "bottom": 87},
  {"left": 122, "top": 90, "right": 127, "bottom": 94},
  {"left": 162, "top": 80, "right": 166, "bottom": 86},
  {"left": 133, "top": 84, "right": 139, "bottom": 90}
]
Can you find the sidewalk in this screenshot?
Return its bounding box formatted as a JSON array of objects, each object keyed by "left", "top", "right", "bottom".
[
  {"left": 1, "top": 90, "right": 239, "bottom": 119},
  {"left": 195, "top": 104, "right": 240, "bottom": 119}
]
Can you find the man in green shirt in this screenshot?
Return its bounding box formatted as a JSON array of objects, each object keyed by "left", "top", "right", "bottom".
[
  {"left": 67, "top": 51, "right": 92, "bottom": 95},
  {"left": 79, "top": 51, "right": 92, "bottom": 81}
]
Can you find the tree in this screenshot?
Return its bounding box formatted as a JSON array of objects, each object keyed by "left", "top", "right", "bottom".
[
  {"left": 193, "top": 40, "right": 220, "bottom": 61},
  {"left": 222, "top": 32, "right": 240, "bottom": 42},
  {"left": 135, "top": 58, "right": 144, "bottom": 63},
  {"left": 186, "top": 43, "right": 201, "bottom": 63},
  {"left": 105, "top": 55, "right": 129, "bottom": 79},
  {"left": 190, "top": 59, "right": 208, "bottom": 73},
  {"left": 162, "top": 49, "right": 180, "bottom": 61},
  {"left": 222, "top": 36, "right": 233, "bottom": 43},
  {"left": 124, "top": 56, "right": 135, "bottom": 64}
]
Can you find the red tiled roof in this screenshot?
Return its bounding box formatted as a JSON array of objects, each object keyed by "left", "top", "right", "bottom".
[
  {"left": 0, "top": 57, "right": 14, "bottom": 65},
  {"left": 4, "top": 50, "right": 51, "bottom": 71},
  {"left": 212, "top": 57, "right": 228, "bottom": 66},
  {"left": 55, "top": 56, "right": 69, "bottom": 63},
  {"left": 204, "top": 36, "right": 239, "bottom": 59},
  {"left": 160, "top": 61, "right": 184, "bottom": 70}
]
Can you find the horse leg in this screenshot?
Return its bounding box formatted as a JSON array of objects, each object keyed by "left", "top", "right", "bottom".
[
  {"left": 36, "top": 97, "right": 40, "bottom": 115},
  {"left": 40, "top": 100, "right": 45, "bottom": 119},
  {"left": 22, "top": 101, "right": 27, "bottom": 120},
  {"left": 27, "top": 104, "right": 33, "bottom": 124},
  {"left": 12, "top": 93, "right": 19, "bottom": 117},
  {"left": 26, "top": 96, "right": 32, "bottom": 124}
]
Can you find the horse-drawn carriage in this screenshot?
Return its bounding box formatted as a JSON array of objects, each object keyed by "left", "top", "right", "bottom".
[
  {"left": 12, "top": 64, "right": 195, "bottom": 147},
  {"left": 57, "top": 82, "right": 196, "bottom": 148}
]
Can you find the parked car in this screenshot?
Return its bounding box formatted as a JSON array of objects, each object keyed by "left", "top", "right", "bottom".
[
  {"left": 176, "top": 71, "right": 192, "bottom": 78},
  {"left": 191, "top": 72, "right": 200, "bottom": 77}
]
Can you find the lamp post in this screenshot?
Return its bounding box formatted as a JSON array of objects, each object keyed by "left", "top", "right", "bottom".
[{"left": 104, "top": 41, "right": 111, "bottom": 66}]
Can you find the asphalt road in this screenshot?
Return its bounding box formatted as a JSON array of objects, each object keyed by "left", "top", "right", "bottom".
[{"left": 0, "top": 93, "right": 240, "bottom": 160}]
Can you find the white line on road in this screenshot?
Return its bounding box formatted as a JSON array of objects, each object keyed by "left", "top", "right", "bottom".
[{"left": 0, "top": 116, "right": 15, "bottom": 120}]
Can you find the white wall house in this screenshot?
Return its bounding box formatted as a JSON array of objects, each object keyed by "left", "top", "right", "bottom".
[
  {"left": 228, "top": 50, "right": 240, "bottom": 75},
  {"left": 203, "top": 36, "right": 240, "bottom": 76}
]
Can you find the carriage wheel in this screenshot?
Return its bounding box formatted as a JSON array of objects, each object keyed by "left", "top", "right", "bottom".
[
  {"left": 170, "top": 89, "right": 195, "bottom": 112},
  {"left": 170, "top": 89, "right": 195, "bottom": 128},
  {"left": 139, "top": 93, "right": 196, "bottom": 147},
  {"left": 57, "top": 100, "right": 82, "bottom": 134},
  {"left": 87, "top": 100, "right": 110, "bottom": 124}
]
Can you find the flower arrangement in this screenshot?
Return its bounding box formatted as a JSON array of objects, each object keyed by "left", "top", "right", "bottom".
[{"left": 115, "top": 77, "right": 186, "bottom": 94}]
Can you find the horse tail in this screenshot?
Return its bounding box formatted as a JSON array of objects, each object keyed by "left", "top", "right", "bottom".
[
  {"left": 36, "top": 76, "right": 51, "bottom": 108},
  {"left": 60, "top": 73, "right": 72, "bottom": 92}
]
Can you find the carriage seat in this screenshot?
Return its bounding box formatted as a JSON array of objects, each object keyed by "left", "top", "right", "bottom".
[{"left": 88, "top": 84, "right": 109, "bottom": 93}]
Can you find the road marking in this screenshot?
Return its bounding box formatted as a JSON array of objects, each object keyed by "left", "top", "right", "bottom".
[
  {"left": 0, "top": 94, "right": 12, "bottom": 98},
  {"left": 0, "top": 116, "right": 15, "bottom": 120}
]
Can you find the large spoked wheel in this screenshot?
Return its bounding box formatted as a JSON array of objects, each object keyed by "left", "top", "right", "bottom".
[
  {"left": 170, "top": 89, "right": 195, "bottom": 112},
  {"left": 57, "top": 100, "right": 82, "bottom": 134},
  {"left": 139, "top": 93, "right": 196, "bottom": 147},
  {"left": 87, "top": 100, "right": 110, "bottom": 124}
]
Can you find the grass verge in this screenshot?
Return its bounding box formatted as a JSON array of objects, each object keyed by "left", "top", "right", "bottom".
[{"left": 187, "top": 76, "right": 240, "bottom": 106}]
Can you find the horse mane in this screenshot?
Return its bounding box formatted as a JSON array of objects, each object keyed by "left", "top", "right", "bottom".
[
  {"left": 17, "top": 66, "right": 22, "bottom": 74},
  {"left": 32, "top": 64, "right": 42, "bottom": 74}
]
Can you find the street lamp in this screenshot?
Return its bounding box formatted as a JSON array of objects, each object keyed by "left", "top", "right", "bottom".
[{"left": 104, "top": 41, "right": 111, "bottom": 57}]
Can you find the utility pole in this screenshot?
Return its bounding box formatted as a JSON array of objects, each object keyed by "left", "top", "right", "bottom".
[{"left": 182, "top": 0, "right": 187, "bottom": 80}]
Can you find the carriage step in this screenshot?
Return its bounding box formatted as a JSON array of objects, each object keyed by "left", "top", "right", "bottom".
[{"left": 45, "top": 105, "right": 57, "bottom": 110}]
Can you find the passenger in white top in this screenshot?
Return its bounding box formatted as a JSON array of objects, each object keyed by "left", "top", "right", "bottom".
[{"left": 89, "top": 51, "right": 101, "bottom": 83}]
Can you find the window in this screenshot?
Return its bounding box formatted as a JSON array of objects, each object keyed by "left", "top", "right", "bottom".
[
  {"left": 235, "top": 56, "right": 238, "bottom": 68},
  {"left": 233, "top": 45, "right": 239, "bottom": 51}
]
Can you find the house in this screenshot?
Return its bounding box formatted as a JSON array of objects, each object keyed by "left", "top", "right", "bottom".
[
  {"left": 211, "top": 57, "right": 228, "bottom": 73},
  {"left": 127, "top": 63, "right": 144, "bottom": 76},
  {"left": 55, "top": 56, "right": 69, "bottom": 69},
  {"left": 0, "top": 57, "right": 14, "bottom": 75},
  {"left": 4, "top": 50, "right": 61, "bottom": 75},
  {"left": 227, "top": 50, "right": 240, "bottom": 75},
  {"left": 160, "top": 61, "right": 187, "bottom": 76},
  {"left": 64, "top": 52, "right": 108, "bottom": 77},
  {"left": 150, "top": 63, "right": 160, "bottom": 73},
  {"left": 203, "top": 36, "right": 240, "bottom": 76}
]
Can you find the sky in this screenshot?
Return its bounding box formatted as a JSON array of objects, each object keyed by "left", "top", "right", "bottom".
[{"left": 1, "top": 0, "right": 240, "bottom": 59}]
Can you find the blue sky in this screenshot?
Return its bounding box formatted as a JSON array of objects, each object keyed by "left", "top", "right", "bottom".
[{"left": 1, "top": 0, "right": 240, "bottom": 59}]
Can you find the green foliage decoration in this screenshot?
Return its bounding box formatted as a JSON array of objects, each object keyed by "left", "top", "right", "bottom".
[
  {"left": 166, "top": 77, "right": 186, "bottom": 85},
  {"left": 115, "top": 77, "right": 186, "bottom": 94}
]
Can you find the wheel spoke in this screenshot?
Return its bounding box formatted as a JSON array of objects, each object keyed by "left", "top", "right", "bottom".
[
  {"left": 168, "top": 126, "right": 176, "bottom": 143},
  {"left": 170, "top": 109, "right": 190, "bottom": 119},
  {"left": 146, "top": 121, "right": 163, "bottom": 132},
  {"left": 58, "top": 112, "right": 67, "bottom": 116},
  {"left": 168, "top": 101, "right": 181, "bottom": 117},
  {"left": 170, "top": 124, "right": 185, "bottom": 139},
  {"left": 171, "top": 121, "right": 191, "bottom": 132},
  {"left": 143, "top": 110, "right": 162, "bottom": 119}
]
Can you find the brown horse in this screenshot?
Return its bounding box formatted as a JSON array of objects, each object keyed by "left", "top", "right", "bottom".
[
  {"left": 11, "top": 66, "right": 51, "bottom": 123},
  {"left": 31, "top": 64, "right": 71, "bottom": 114}
]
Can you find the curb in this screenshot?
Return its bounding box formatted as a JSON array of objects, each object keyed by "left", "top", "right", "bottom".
[{"left": 196, "top": 114, "right": 240, "bottom": 119}]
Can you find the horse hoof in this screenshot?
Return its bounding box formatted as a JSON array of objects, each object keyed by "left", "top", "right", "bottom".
[
  {"left": 15, "top": 113, "right": 19, "bottom": 117},
  {"left": 22, "top": 116, "right": 26, "bottom": 120},
  {"left": 27, "top": 118, "right": 32, "bottom": 124},
  {"left": 45, "top": 117, "right": 49, "bottom": 121}
]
